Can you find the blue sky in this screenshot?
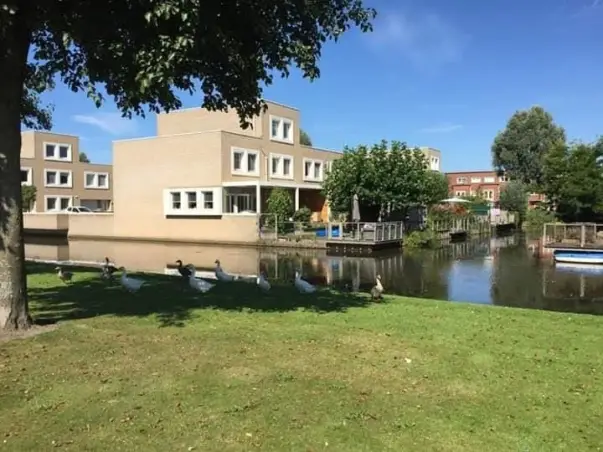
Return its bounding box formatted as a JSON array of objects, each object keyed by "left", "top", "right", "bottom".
[{"left": 38, "top": 0, "right": 603, "bottom": 171}]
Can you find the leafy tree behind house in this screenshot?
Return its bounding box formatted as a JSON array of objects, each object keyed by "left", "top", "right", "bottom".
[
  {"left": 300, "top": 129, "right": 312, "bottom": 146},
  {"left": 499, "top": 181, "right": 528, "bottom": 226},
  {"left": 0, "top": 1, "right": 377, "bottom": 330},
  {"left": 542, "top": 140, "right": 603, "bottom": 222},
  {"left": 322, "top": 140, "right": 442, "bottom": 221},
  {"left": 79, "top": 152, "right": 90, "bottom": 163},
  {"left": 21, "top": 186, "right": 37, "bottom": 212},
  {"left": 491, "top": 106, "right": 566, "bottom": 189}
]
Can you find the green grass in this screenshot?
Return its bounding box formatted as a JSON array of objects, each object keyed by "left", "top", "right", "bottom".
[{"left": 1, "top": 264, "right": 603, "bottom": 451}]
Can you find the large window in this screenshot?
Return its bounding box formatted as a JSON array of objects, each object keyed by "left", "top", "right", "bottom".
[
  {"left": 84, "top": 172, "right": 110, "bottom": 189},
  {"left": 163, "top": 187, "right": 221, "bottom": 216},
  {"left": 43, "top": 142, "right": 72, "bottom": 161},
  {"left": 231, "top": 147, "right": 260, "bottom": 176},
  {"left": 303, "top": 158, "right": 324, "bottom": 182},
  {"left": 270, "top": 153, "right": 294, "bottom": 179},
  {"left": 269, "top": 116, "right": 294, "bottom": 144},
  {"left": 44, "top": 169, "right": 72, "bottom": 188},
  {"left": 45, "top": 196, "right": 72, "bottom": 212}
]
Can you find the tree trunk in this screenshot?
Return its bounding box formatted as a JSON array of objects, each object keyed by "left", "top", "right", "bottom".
[{"left": 0, "top": 9, "right": 34, "bottom": 330}]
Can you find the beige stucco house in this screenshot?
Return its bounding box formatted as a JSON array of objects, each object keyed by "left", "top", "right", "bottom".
[
  {"left": 107, "top": 101, "right": 340, "bottom": 242},
  {"left": 21, "top": 131, "right": 113, "bottom": 212}
]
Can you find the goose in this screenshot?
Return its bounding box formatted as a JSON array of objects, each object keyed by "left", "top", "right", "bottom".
[
  {"left": 101, "top": 257, "right": 118, "bottom": 279},
  {"left": 215, "top": 259, "right": 235, "bottom": 282},
  {"left": 118, "top": 267, "right": 145, "bottom": 293},
  {"left": 175, "top": 259, "right": 193, "bottom": 279},
  {"left": 187, "top": 266, "right": 215, "bottom": 293},
  {"left": 257, "top": 271, "right": 271, "bottom": 291},
  {"left": 55, "top": 266, "right": 73, "bottom": 283},
  {"left": 294, "top": 271, "right": 316, "bottom": 294},
  {"left": 371, "top": 274, "right": 384, "bottom": 301}
]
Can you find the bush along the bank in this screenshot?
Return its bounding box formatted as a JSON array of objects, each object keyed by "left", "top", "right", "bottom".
[
  {"left": 524, "top": 207, "right": 557, "bottom": 235},
  {"left": 404, "top": 229, "right": 438, "bottom": 249}
]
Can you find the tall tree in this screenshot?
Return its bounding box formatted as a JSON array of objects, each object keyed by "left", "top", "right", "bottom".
[
  {"left": 499, "top": 180, "right": 528, "bottom": 226},
  {"left": 78, "top": 152, "right": 90, "bottom": 163},
  {"left": 323, "top": 141, "right": 439, "bottom": 220},
  {"left": 300, "top": 129, "right": 312, "bottom": 146},
  {"left": 0, "top": 1, "right": 376, "bottom": 330},
  {"left": 491, "top": 106, "right": 566, "bottom": 189}
]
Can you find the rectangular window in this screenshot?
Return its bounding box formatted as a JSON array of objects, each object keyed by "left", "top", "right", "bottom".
[
  {"left": 455, "top": 191, "right": 466, "bottom": 197},
  {"left": 231, "top": 147, "right": 259, "bottom": 176},
  {"left": 303, "top": 158, "right": 324, "bottom": 181},
  {"left": 499, "top": 176, "right": 508, "bottom": 182},
  {"left": 45, "top": 196, "right": 72, "bottom": 212},
  {"left": 484, "top": 176, "right": 495, "bottom": 183},
  {"left": 171, "top": 192, "right": 181, "bottom": 209},
  {"left": 456, "top": 177, "right": 467, "bottom": 184},
  {"left": 270, "top": 153, "right": 294, "bottom": 179},
  {"left": 84, "top": 172, "right": 110, "bottom": 189},
  {"left": 186, "top": 191, "right": 197, "bottom": 209},
  {"left": 43, "top": 142, "right": 72, "bottom": 161},
  {"left": 202, "top": 191, "right": 213, "bottom": 209},
  {"left": 269, "top": 116, "right": 294, "bottom": 143},
  {"left": 470, "top": 177, "right": 481, "bottom": 183},
  {"left": 45, "top": 169, "right": 72, "bottom": 187},
  {"left": 20, "top": 167, "right": 32, "bottom": 185}
]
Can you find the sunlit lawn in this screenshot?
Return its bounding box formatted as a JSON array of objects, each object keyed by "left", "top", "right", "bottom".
[{"left": 1, "top": 264, "right": 602, "bottom": 451}]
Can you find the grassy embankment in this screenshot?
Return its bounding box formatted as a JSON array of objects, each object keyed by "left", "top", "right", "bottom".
[{"left": 0, "top": 264, "right": 602, "bottom": 451}]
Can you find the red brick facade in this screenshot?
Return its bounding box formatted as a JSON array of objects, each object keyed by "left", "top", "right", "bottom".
[{"left": 446, "top": 170, "right": 545, "bottom": 206}]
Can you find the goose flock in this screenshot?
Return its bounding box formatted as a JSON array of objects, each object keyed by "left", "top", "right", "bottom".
[{"left": 54, "top": 257, "right": 385, "bottom": 299}]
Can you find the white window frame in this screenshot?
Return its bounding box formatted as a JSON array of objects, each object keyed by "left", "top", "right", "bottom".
[
  {"left": 455, "top": 191, "right": 467, "bottom": 197},
  {"left": 163, "top": 187, "right": 222, "bottom": 217},
  {"left": 230, "top": 147, "right": 260, "bottom": 176},
  {"left": 269, "top": 115, "right": 294, "bottom": 144},
  {"left": 456, "top": 177, "right": 467, "bottom": 184},
  {"left": 470, "top": 177, "right": 481, "bottom": 183},
  {"left": 482, "top": 189, "right": 495, "bottom": 200},
  {"left": 430, "top": 157, "right": 440, "bottom": 171},
  {"left": 44, "top": 195, "right": 73, "bottom": 212},
  {"left": 483, "top": 176, "right": 495, "bottom": 183},
  {"left": 21, "top": 167, "right": 32, "bottom": 186},
  {"left": 43, "top": 142, "right": 72, "bottom": 162},
  {"left": 303, "top": 158, "right": 324, "bottom": 182},
  {"left": 499, "top": 176, "right": 508, "bottom": 182},
  {"left": 269, "top": 153, "right": 294, "bottom": 180},
  {"left": 84, "top": 171, "right": 110, "bottom": 189},
  {"left": 44, "top": 169, "right": 73, "bottom": 188}
]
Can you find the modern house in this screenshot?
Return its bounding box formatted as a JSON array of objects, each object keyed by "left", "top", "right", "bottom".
[
  {"left": 21, "top": 131, "right": 113, "bottom": 212},
  {"left": 419, "top": 147, "right": 442, "bottom": 172},
  {"left": 446, "top": 170, "right": 544, "bottom": 207},
  {"left": 106, "top": 101, "right": 340, "bottom": 242}
]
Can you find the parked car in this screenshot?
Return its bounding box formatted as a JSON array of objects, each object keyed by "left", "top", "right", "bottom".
[{"left": 65, "top": 206, "right": 93, "bottom": 214}]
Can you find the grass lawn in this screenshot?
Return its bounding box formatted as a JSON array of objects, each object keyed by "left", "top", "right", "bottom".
[{"left": 1, "top": 264, "right": 603, "bottom": 451}]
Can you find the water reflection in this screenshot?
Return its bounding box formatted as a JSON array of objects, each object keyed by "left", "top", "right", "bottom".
[{"left": 24, "top": 234, "right": 603, "bottom": 315}]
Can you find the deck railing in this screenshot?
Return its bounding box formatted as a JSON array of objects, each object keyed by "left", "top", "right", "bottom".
[
  {"left": 543, "top": 222, "right": 603, "bottom": 248},
  {"left": 258, "top": 215, "right": 404, "bottom": 243}
]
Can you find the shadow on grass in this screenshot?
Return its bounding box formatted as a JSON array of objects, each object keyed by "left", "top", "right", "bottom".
[{"left": 27, "top": 264, "right": 376, "bottom": 327}]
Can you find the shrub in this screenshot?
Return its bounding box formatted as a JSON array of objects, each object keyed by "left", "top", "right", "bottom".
[
  {"left": 404, "top": 230, "right": 437, "bottom": 249},
  {"left": 265, "top": 188, "right": 294, "bottom": 233},
  {"left": 21, "top": 185, "right": 37, "bottom": 211},
  {"left": 292, "top": 207, "right": 312, "bottom": 226},
  {"left": 525, "top": 208, "right": 557, "bottom": 235}
]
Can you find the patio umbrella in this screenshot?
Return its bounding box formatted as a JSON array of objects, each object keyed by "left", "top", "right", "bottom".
[
  {"left": 440, "top": 197, "right": 471, "bottom": 203},
  {"left": 352, "top": 193, "right": 361, "bottom": 222}
]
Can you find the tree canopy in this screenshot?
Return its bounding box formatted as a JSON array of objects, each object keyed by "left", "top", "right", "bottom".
[
  {"left": 78, "top": 152, "right": 90, "bottom": 163},
  {"left": 542, "top": 140, "right": 603, "bottom": 222},
  {"left": 322, "top": 141, "right": 446, "bottom": 221},
  {"left": 499, "top": 180, "right": 528, "bottom": 225},
  {"left": 300, "top": 129, "right": 312, "bottom": 146},
  {"left": 491, "top": 106, "right": 566, "bottom": 189},
  {"left": 0, "top": 0, "right": 377, "bottom": 330}
]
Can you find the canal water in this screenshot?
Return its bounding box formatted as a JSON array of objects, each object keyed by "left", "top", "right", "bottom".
[{"left": 25, "top": 234, "right": 603, "bottom": 316}]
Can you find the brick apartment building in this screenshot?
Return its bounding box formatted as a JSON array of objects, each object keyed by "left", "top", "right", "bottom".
[{"left": 446, "top": 170, "right": 544, "bottom": 207}]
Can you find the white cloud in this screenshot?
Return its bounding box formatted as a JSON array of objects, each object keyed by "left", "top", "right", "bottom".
[
  {"left": 368, "top": 10, "right": 469, "bottom": 70},
  {"left": 419, "top": 123, "right": 463, "bottom": 134},
  {"left": 71, "top": 112, "right": 138, "bottom": 136}
]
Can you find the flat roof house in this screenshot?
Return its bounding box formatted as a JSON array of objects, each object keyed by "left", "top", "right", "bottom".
[
  {"left": 110, "top": 101, "right": 341, "bottom": 242},
  {"left": 21, "top": 131, "right": 113, "bottom": 213}
]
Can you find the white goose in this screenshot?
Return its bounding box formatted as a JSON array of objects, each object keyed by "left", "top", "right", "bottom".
[
  {"left": 118, "top": 267, "right": 145, "bottom": 293},
  {"left": 294, "top": 271, "right": 316, "bottom": 294},
  {"left": 188, "top": 266, "right": 215, "bottom": 293},
  {"left": 215, "top": 259, "right": 235, "bottom": 282},
  {"left": 257, "top": 271, "right": 271, "bottom": 291}
]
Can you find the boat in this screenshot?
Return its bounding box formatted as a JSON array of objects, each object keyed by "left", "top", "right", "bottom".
[
  {"left": 554, "top": 262, "right": 603, "bottom": 274},
  {"left": 553, "top": 250, "right": 603, "bottom": 265}
]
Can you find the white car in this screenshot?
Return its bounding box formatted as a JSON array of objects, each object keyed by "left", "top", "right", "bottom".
[{"left": 65, "top": 206, "right": 93, "bottom": 214}]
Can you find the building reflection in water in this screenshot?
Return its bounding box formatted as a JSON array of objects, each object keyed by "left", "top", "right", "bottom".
[{"left": 22, "top": 234, "right": 603, "bottom": 315}]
